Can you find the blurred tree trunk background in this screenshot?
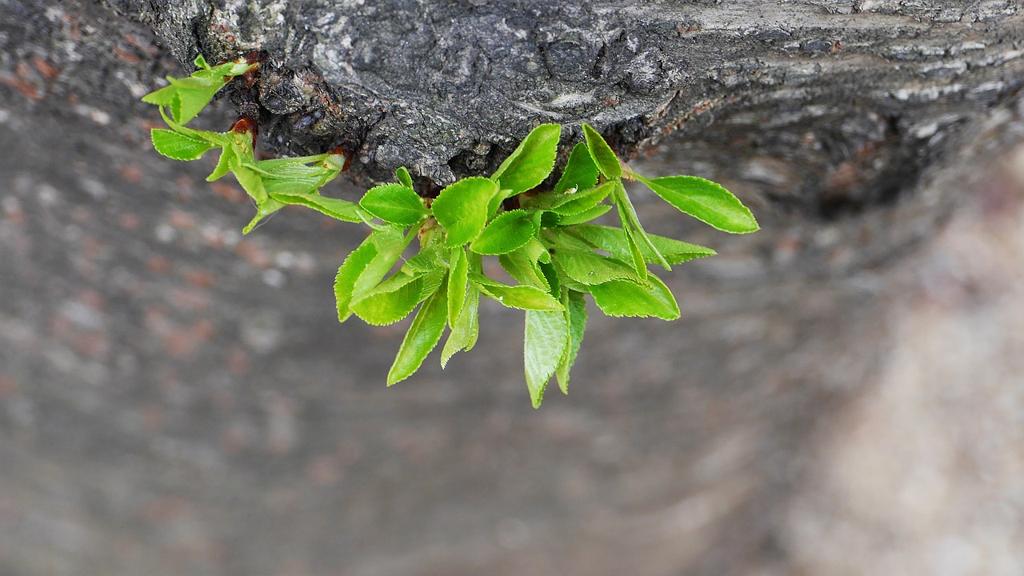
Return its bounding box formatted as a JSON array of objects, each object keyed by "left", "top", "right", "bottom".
[{"left": 1, "top": 1, "right": 1023, "bottom": 575}]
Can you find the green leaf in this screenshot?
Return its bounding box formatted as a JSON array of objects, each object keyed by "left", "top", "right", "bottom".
[
  {"left": 231, "top": 164, "right": 267, "bottom": 204},
  {"left": 227, "top": 130, "right": 256, "bottom": 165},
  {"left": 498, "top": 241, "right": 550, "bottom": 290},
  {"left": 262, "top": 177, "right": 320, "bottom": 197},
  {"left": 551, "top": 264, "right": 589, "bottom": 294},
  {"left": 590, "top": 275, "right": 680, "bottom": 320},
  {"left": 150, "top": 129, "right": 214, "bottom": 161},
  {"left": 249, "top": 157, "right": 341, "bottom": 199},
  {"left": 491, "top": 123, "right": 561, "bottom": 196},
  {"left": 395, "top": 166, "right": 414, "bottom": 189},
  {"left": 469, "top": 210, "right": 539, "bottom": 255},
  {"left": 554, "top": 142, "right": 600, "bottom": 194},
  {"left": 447, "top": 246, "right": 468, "bottom": 328},
  {"left": 612, "top": 181, "right": 671, "bottom": 270},
  {"left": 567, "top": 225, "right": 717, "bottom": 265},
  {"left": 335, "top": 228, "right": 412, "bottom": 322},
  {"left": 250, "top": 155, "right": 334, "bottom": 178},
  {"left": 636, "top": 175, "right": 759, "bottom": 234},
  {"left": 556, "top": 290, "right": 587, "bottom": 394},
  {"left": 359, "top": 183, "right": 428, "bottom": 226},
  {"left": 403, "top": 244, "right": 447, "bottom": 275},
  {"left": 554, "top": 203, "right": 612, "bottom": 226},
  {"left": 539, "top": 261, "right": 561, "bottom": 295},
  {"left": 142, "top": 57, "right": 253, "bottom": 124},
  {"left": 617, "top": 214, "right": 648, "bottom": 281},
  {"left": 334, "top": 241, "right": 378, "bottom": 323},
  {"left": 524, "top": 309, "right": 569, "bottom": 408},
  {"left": 431, "top": 177, "right": 499, "bottom": 246},
  {"left": 272, "top": 192, "right": 366, "bottom": 223},
  {"left": 582, "top": 123, "right": 621, "bottom": 180},
  {"left": 207, "top": 145, "right": 236, "bottom": 181},
  {"left": 416, "top": 269, "right": 447, "bottom": 304},
  {"left": 527, "top": 179, "right": 612, "bottom": 213},
  {"left": 441, "top": 284, "right": 480, "bottom": 368},
  {"left": 471, "top": 274, "right": 563, "bottom": 311},
  {"left": 487, "top": 188, "right": 512, "bottom": 220},
  {"left": 353, "top": 228, "right": 414, "bottom": 297},
  {"left": 387, "top": 281, "right": 448, "bottom": 386},
  {"left": 141, "top": 84, "right": 177, "bottom": 108},
  {"left": 553, "top": 183, "right": 614, "bottom": 216},
  {"left": 165, "top": 78, "right": 225, "bottom": 125},
  {"left": 352, "top": 273, "right": 423, "bottom": 326},
  {"left": 554, "top": 250, "right": 639, "bottom": 285},
  {"left": 241, "top": 198, "right": 285, "bottom": 235}
]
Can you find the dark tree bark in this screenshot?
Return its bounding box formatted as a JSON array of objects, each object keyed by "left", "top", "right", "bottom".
[
  {"left": 111, "top": 1, "right": 1024, "bottom": 202},
  {"left": 2, "top": 1, "right": 1024, "bottom": 575}
]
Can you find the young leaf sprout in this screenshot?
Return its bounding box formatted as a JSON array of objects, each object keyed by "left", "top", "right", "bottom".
[{"left": 142, "top": 54, "right": 759, "bottom": 408}]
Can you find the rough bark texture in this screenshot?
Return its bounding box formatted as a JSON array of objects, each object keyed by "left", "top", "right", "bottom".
[
  {"left": 111, "top": 1, "right": 1024, "bottom": 196},
  {"left": 2, "top": 1, "right": 1024, "bottom": 575}
]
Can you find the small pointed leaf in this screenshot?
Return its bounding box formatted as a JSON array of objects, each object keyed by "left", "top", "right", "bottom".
[
  {"left": 351, "top": 274, "right": 423, "bottom": 326},
  {"left": 566, "top": 225, "right": 716, "bottom": 265},
  {"left": 524, "top": 309, "right": 569, "bottom": 408},
  {"left": 491, "top": 124, "right": 561, "bottom": 196},
  {"left": 469, "top": 210, "right": 539, "bottom": 255},
  {"left": 387, "top": 282, "right": 448, "bottom": 386},
  {"left": 431, "top": 177, "right": 499, "bottom": 246},
  {"left": 360, "top": 183, "right": 428, "bottom": 226},
  {"left": 556, "top": 291, "right": 587, "bottom": 394},
  {"left": 151, "top": 129, "right": 214, "bottom": 161},
  {"left": 395, "top": 166, "right": 414, "bottom": 189},
  {"left": 590, "top": 275, "right": 680, "bottom": 320},
  {"left": 272, "top": 192, "right": 366, "bottom": 223},
  {"left": 581, "top": 123, "right": 621, "bottom": 180},
  {"left": 471, "top": 274, "right": 563, "bottom": 311},
  {"left": 441, "top": 285, "right": 480, "bottom": 368},
  {"left": 334, "top": 241, "right": 378, "bottom": 323},
  {"left": 447, "top": 247, "right": 468, "bottom": 328},
  {"left": 554, "top": 142, "right": 600, "bottom": 194},
  {"left": 637, "top": 175, "right": 759, "bottom": 234},
  {"left": 554, "top": 250, "right": 639, "bottom": 285},
  {"left": 554, "top": 204, "right": 613, "bottom": 226}
]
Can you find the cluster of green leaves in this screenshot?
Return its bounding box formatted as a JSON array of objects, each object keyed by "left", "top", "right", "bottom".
[
  {"left": 143, "top": 55, "right": 361, "bottom": 234},
  {"left": 143, "top": 56, "right": 759, "bottom": 408}
]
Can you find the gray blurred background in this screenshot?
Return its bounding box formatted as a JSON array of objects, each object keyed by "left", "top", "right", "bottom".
[{"left": 1, "top": 1, "right": 1023, "bottom": 575}]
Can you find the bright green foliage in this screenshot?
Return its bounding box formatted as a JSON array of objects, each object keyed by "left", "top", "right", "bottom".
[
  {"left": 565, "top": 225, "right": 716, "bottom": 265},
  {"left": 491, "top": 123, "right": 561, "bottom": 196},
  {"left": 143, "top": 60, "right": 759, "bottom": 407},
  {"left": 151, "top": 129, "right": 215, "bottom": 160},
  {"left": 334, "top": 241, "right": 377, "bottom": 323},
  {"left": 471, "top": 274, "right": 563, "bottom": 311},
  {"left": 143, "top": 55, "right": 253, "bottom": 124},
  {"left": 556, "top": 291, "right": 587, "bottom": 394},
  {"left": 590, "top": 275, "right": 680, "bottom": 320},
  {"left": 470, "top": 210, "right": 539, "bottom": 255},
  {"left": 395, "top": 166, "right": 415, "bottom": 188},
  {"left": 360, "top": 183, "right": 427, "bottom": 225},
  {"left": 441, "top": 284, "right": 480, "bottom": 368},
  {"left": 555, "top": 204, "right": 612, "bottom": 226},
  {"left": 498, "top": 240, "right": 550, "bottom": 290},
  {"left": 387, "top": 284, "right": 449, "bottom": 386},
  {"left": 582, "top": 123, "right": 622, "bottom": 180},
  {"left": 447, "top": 247, "right": 469, "bottom": 328},
  {"left": 637, "top": 175, "right": 759, "bottom": 234},
  {"left": 431, "top": 177, "right": 498, "bottom": 246},
  {"left": 553, "top": 250, "right": 638, "bottom": 286},
  {"left": 524, "top": 309, "right": 569, "bottom": 408},
  {"left": 351, "top": 273, "right": 426, "bottom": 326},
  {"left": 554, "top": 142, "right": 599, "bottom": 194}
]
